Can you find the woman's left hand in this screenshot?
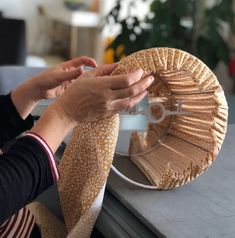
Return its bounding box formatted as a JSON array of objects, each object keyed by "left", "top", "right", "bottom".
[
  {"left": 11, "top": 56, "right": 97, "bottom": 119},
  {"left": 31, "top": 56, "right": 97, "bottom": 100}
]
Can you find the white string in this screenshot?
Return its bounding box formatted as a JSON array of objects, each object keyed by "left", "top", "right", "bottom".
[{"left": 111, "top": 165, "right": 158, "bottom": 190}]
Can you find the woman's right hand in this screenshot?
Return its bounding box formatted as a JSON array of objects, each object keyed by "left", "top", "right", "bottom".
[
  {"left": 52, "top": 63, "right": 154, "bottom": 126},
  {"left": 30, "top": 63, "right": 153, "bottom": 152}
]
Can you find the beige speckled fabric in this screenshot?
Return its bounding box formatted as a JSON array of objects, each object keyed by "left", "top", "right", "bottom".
[
  {"left": 26, "top": 202, "right": 67, "bottom": 238},
  {"left": 58, "top": 116, "right": 119, "bottom": 237},
  {"left": 112, "top": 47, "right": 228, "bottom": 190}
]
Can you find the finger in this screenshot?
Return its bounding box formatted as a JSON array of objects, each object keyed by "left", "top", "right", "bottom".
[
  {"left": 101, "top": 68, "right": 144, "bottom": 89},
  {"left": 111, "top": 75, "right": 153, "bottom": 100},
  {"left": 61, "top": 56, "right": 97, "bottom": 69},
  {"left": 111, "top": 90, "right": 148, "bottom": 113},
  {"left": 56, "top": 67, "right": 83, "bottom": 82},
  {"left": 92, "top": 63, "right": 118, "bottom": 76},
  {"left": 62, "top": 56, "right": 97, "bottom": 68}
]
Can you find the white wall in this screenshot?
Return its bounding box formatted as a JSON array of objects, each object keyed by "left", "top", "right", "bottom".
[
  {"left": 0, "top": 0, "right": 63, "bottom": 53},
  {"left": 0, "top": 0, "right": 152, "bottom": 53}
]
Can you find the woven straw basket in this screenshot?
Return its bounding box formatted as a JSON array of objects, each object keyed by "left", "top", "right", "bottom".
[{"left": 111, "top": 47, "right": 228, "bottom": 190}]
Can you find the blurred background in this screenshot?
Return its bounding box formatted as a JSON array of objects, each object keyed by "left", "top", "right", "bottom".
[{"left": 0, "top": 0, "right": 235, "bottom": 94}]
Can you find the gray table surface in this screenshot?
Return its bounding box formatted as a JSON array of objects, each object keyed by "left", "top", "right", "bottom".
[
  {"left": 107, "top": 124, "right": 235, "bottom": 238},
  {"left": 227, "top": 95, "right": 235, "bottom": 124}
]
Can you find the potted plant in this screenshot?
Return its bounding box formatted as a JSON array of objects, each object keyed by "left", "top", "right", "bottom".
[{"left": 103, "top": 0, "right": 235, "bottom": 71}]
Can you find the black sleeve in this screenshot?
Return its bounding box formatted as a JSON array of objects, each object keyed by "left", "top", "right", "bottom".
[
  {"left": 0, "top": 136, "right": 54, "bottom": 225},
  {"left": 0, "top": 94, "right": 34, "bottom": 148}
]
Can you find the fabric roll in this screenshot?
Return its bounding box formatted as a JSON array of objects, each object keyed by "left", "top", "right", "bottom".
[
  {"left": 58, "top": 115, "right": 119, "bottom": 237},
  {"left": 26, "top": 202, "right": 67, "bottom": 238}
]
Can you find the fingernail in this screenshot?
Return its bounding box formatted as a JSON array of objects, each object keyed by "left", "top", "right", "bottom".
[
  {"left": 148, "top": 76, "right": 154, "bottom": 84},
  {"left": 137, "top": 68, "right": 144, "bottom": 76}
]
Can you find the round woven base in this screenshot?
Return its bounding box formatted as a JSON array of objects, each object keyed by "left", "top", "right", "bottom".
[{"left": 112, "top": 47, "right": 228, "bottom": 189}]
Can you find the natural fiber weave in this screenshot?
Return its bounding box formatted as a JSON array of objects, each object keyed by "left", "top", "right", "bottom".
[{"left": 112, "top": 47, "right": 228, "bottom": 190}]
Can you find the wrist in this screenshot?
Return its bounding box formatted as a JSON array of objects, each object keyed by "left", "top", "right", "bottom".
[
  {"left": 26, "top": 77, "right": 44, "bottom": 101},
  {"left": 11, "top": 81, "right": 40, "bottom": 119},
  {"left": 47, "top": 103, "right": 75, "bottom": 131},
  {"left": 50, "top": 101, "right": 78, "bottom": 128},
  {"left": 30, "top": 105, "right": 74, "bottom": 152}
]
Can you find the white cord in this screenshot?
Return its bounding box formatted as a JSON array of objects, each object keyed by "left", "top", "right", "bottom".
[{"left": 111, "top": 165, "right": 158, "bottom": 190}]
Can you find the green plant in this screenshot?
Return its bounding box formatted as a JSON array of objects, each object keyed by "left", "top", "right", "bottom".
[
  {"left": 104, "top": 0, "right": 235, "bottom": 69},
  {"left": 197, "top": 0, "right": 235, "bottom": 68}
]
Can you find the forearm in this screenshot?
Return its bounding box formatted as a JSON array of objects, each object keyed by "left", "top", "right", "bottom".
[
  {"left": 30, "top": 105, "right": 74, "bottom": 153},
  {"left": 0, "top": 94, "right": 34, "bottom": 147},
  {"left": 11, "top": 79, "right": 40, "bottom": 119},
  {"left": 0, "top": 105, "right": 73, "bottom": 224},
  {"left": 0, "top": 136, "right": 55, "bottom": 224}
]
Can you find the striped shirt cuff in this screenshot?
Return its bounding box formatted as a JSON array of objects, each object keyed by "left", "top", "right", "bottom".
[
  {"left": 0, "top": 207, "right": 35, "bottom": 238},
  {"left": 24, "top": 132, "right": 59, "bottom": 182}
]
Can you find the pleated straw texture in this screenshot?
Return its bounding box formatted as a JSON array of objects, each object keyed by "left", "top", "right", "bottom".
[
  {"left": 58, "top": 116, "right": 119, "bottom": 236},
  {"left": 112, "top": 47, "right": 228, "bottom": 190}
]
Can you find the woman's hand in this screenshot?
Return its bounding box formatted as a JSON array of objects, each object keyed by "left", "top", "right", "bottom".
[
  {"left": 52, "top": 63, "right": 154, "bottom": 126},
  {"left": 11, "top": 56, "right": 97, "bottom": 119},
  {"left": 31, "top": 56, "right": 97, "bottom": 100},
  {"left": 31, "top": 63, "right": 154, "bottom": 152}
]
